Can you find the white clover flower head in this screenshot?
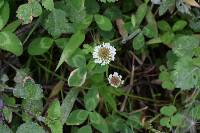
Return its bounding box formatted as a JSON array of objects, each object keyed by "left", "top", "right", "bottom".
[
  {"left": 108, "top": 72, "right": 124, "bottom": 88},
  {"left": 92, "top": 42, "right": 116, "bottom": 65}
]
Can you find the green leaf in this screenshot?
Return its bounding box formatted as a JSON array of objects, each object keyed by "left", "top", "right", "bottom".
[
  {"left": 94, "top": 14, "right": 113, "bottom": 31},
  {"left": 47, "top": 120, "right": 62, "bottom": 133},
  {"left": 160, "top": 105, "right": 177, "bottom": 116},
  {"left": 99, "top": 87, "right": 117, "bottom": 111},
  {"left": 77, "top": 125, "right": 92, "bottom": 133},
  {"left": 54, "top": 37, "right": 69, "bottom": 49},
  {"left": 85, "top": 0, "right": 100, "bottom": 14},
  {"left": 13, "top": 80, "right": 43, "bottom": 100},
  {"left": 65, "top": 0, "right": 86, "bottom": 23},
  {"left": 16, "top": 1, "right": 42, "bottom": 24},
  {"left": 89, "top": 112, "right": 109, "bottom": 133},
  {"left": 68, "top": 67, "right": 87, "bottom": 87},
  {"left": 160, "top": 117, "right": 171, "bottom": 128},
  {"left": 157, "top": 20, "right": 171, "bottom": 32},
  {"left": 104, "top": 6, "right": 122, "bottom": 21},
  {"left": 2, "top": 20, "right": 21, "bottom": 32},
  {"left": 67, "top": 50, "right": 86, "bottom": 68},
  {"left": 66, "top": 109, "right": 89, "bottom": 125},
  {"left": 84, "top": 87, "right": 99, "bottom": 111},
  {"left": 74, "top": 15, "right": 93, "bottom": 31},
  {"left": 0, "top": 0, "right": 4, "bottom": 9},
  {"left": 0, "top": 31, "right": 23, "bottom": 56},
  {"left": 135, "top": 3, "right": 147, "bottom": 27},
  {"left": 16, "top": 122, "right": 45, "bottom": 133},
  {"left": 30, "top": 1, "right": 42, "bottom": 17},
  {"left": 159, "top": 0, "right": 175, "bottom": 16},
  {"left": 44, "top": 9, "right": 71, "bottom": 38},
  {"left": 160, "top": 32, "right": 175, "bottom": 45},
  {"left": 145, "top": 8, "right": 158, "bottom": 38},
  {"left": 42, "top": 0, "right": 54, "bottom": 11},
  {"left": 106, "top": 115, "right": 125, "bottom": 132},
  {"left": 172, "top": 57, "right": 200, "bottom": 90},
  {"left": 0, "top": 124, "right": 13, "bottom": 133},
  {"left": 170, "top": 113, "right": 183, "bottom": 126},
  {"left": 132, "top": 33, "right": 145, "bottom": 50},
  {"left": 46, "top": 100, "right": 62, "bottom": 133},
  {"left": 28, "top": 37, "right": 54, "bottom": 55},
  {"left": 21, "top": 99, "right": 43, "bottom": 121},
  {"left": 172, "top": 20, "right": 187, "bottom": 32},
  {"left": 56, "top": 31, "right": 85, "bottom": 69},
  {"left": 172, "top": 35, "right": 199, "bottom": 57},
  {"left": 61, "top": 88, "right": 80, "bottom": 124},
  {"left": 189, "top": 105, "right": 200, "bottom": 120},
  {"left": 16, "top": 4, "right": 32, "bottom": 24},
  {"left": 0, "top": 1, "right": 9, "bottom": 30},
  {"left": 131, "top": 14, "right": 136, "bottom": 28},
  {"left": 159, "top": 67, "right": 175, "bottom": 90},
  {"left": 47, "top": 100, "right": 61, "bottom": 120}
]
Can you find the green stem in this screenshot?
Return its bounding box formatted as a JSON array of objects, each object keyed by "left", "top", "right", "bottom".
[{"left": 33, "top": 57, "right": 67, "bottom": 82}]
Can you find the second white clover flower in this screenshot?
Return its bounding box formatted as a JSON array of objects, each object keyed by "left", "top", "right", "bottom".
[
  {"left": 92, "top": 42, "right": 116, "bottom": 65},
  {"left": 108, "top": 72, "right": 124, "bottom": 88}
]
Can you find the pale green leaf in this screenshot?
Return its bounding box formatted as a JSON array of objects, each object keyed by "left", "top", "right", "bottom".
[
  {"left": 47, "top": 99, "right": 61, "bottom": 120},
  {"left": 172, "top": 57, "right": 200, "bottom": 90},
  {"left": 172, "top": 35, "right": 199, "bottom": 57},
  {"left": 13, "top": 80, "right": 43, "bottom": 100},
  {"left": 61, "top": 88, "right": 80, "bottom": 124},
  {"left": 68, "top": 67, "right": 87, "bottom": 87},
  {"left": 170, "top": 113, "right": 183, "bottom": 126},
  {"left": 160, "top": 117, "right": 171, "bottom": 128},
  {"left": 172, "top": 20, "right": 187, "bottom": 32},
  {"left": 0, "top": 31, "right": 23, "bottom": 56},
  {"left": 160, "top": 105, "right": 177, "bottom": 116},
  {"left": 135, "top": 3, "right": 147, "bottom": 27},
  {"left": 66, "top": 109, "right": 89, "bottom": 125},
  {"left": 16, "top": 122, "right": 45, "bottom": 133},
  {"left": 44, "top": 9, "right": 71, "bottom": 37},
  {"left": 94, "top": 14, "right": 113, "bottom": 31},
  {"left": 42, "top": 0, "right": 54, "bottom": 11}
]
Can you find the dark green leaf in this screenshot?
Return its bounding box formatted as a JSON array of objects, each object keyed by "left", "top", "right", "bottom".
[
  {"left": 0, "top": 1, "right": 9, "bottom": 30},
  {"left": 28, "top": 37, "right": 54, "bottom": 55}
]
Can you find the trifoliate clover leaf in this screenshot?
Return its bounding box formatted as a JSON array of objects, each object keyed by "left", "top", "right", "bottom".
[
  {"left": 172, "top": 57, "right": 200, "bottom": 90},
  {"left": 159, "top": 66, "right": 175, "bottom": 90}
]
